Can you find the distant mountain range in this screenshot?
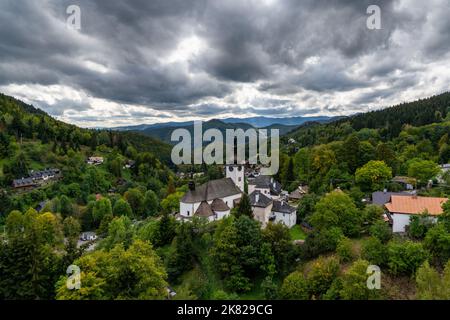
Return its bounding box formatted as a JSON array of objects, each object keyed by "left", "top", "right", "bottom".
[{"left": 111, "top": 116, "right": 341, "bottom": 144}]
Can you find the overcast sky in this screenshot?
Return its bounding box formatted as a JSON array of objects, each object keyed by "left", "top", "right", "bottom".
[{"left": 0, "top": 0, "right": 449, "bottom": 127}]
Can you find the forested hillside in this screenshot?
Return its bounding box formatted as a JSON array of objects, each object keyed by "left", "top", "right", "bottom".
[
  {"left": 285, "top": 92, "right": 450, "bottom": 147},
  {"left": 1, "top": 92, "right": 450, "bottom": 300}
]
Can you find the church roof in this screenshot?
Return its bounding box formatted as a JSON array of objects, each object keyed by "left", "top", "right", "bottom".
[
  {"left": 181, "top": 178, "right": 242, "bottom": 204},
  {"left": 195, "top": 201, "right": 215, "bottom": 217},
  {"left": 211, "top": 198, "right": 230, "bottom": 211}
]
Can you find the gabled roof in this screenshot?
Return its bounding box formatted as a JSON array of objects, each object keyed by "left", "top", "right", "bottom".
[
  {"left": 12, "top": 178, "right": 36, "bottom": 187},
  {"left": 181, "top": 178, "right": 241, "bottom": 204},
  {"left": 211, "top": 198, "right": 230, "bottom": 212},
  {"left": 289, "top": 186, "right": 309, "bottom": 199},
  {"left": 272, "top": 200, "right": 296, "bottom": 214},
  {"left": 249, "top": 191, "right": 272, "bottom": 208},
  {"left": 249, "top": 175, "right": 282, "bottom": 195},
  {"left": 195, "top": 201, "right": 215, "bottom": 217},
  {"left": 385, "top": 195, "right": 448, "bottom": 216},
  {"left": 371, "top": 191, "right": 411, "bottom": 206}
]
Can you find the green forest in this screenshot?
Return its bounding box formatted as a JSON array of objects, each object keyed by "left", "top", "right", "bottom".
[{"left": 1, "top": 92, "right": 450, "bottom": 300}]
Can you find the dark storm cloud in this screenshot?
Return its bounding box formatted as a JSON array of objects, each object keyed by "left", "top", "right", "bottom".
[{"left": 0, "top": 0, "right": 449, "bottom": 124}]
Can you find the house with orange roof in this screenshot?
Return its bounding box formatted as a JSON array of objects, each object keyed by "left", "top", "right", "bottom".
[{"left": 384, "top": 195, "right": 448, "bottom": 232}]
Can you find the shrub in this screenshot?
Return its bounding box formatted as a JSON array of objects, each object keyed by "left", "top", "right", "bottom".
[
  {"left": 280, "top": 271, "right": 309, "bottom": 300},
  {"left": 369, "top": 220, "right": 392, "bottom": 243},
  {"left": 339, "top": 259, "right": 380, "bottom": 300},
  {"left": 336, "top": 237, "right": 354, "bottom": 263},
  {"left": 301, "top": 227, "right": 343, "bottom": 259},
  {"left": 387, "top": 241, "right": 429, "bottom": 275},
  {"left": 307, "top": 257, "right": 340, "bottom": 298},
  {"left": 361, "top": 237, "right": 387, "bottom": 266}
]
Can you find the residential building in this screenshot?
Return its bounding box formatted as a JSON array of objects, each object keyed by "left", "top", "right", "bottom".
[
  {"left": 12, "top": 177, "right": 37, "bottom": 190},
  {"left": 249, "top": 190, "right": 297, "bottom": 228},
  {"left": 87, "top": 156, "right": 104, "bottom": 165},
  {"left": 371, "top": 190, "right": 412, "bottom": 206},
  {"left": 80, "top": 232, "right": 97, "bottom": 241},
  {"left": 248, "top": 175, "right": 282, "bottom": 199},
  {"left": 384, "top": 195, "right": 448, "bottom": 232},
  {"left": 288, "top": 185, "right": 309, "bottom": 202}
]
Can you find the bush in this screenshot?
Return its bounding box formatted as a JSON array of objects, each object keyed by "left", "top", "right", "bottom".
[
  {"left": 261, "top": 276, "right": 278, "bottom": 300},
  {"left": 363, "top": 205, "right": 384, "bottom": 225},
  {"left": 369, "top": 220, "right": 392, "bottom": 243},
  {"left": 301, "top": 227, "right": 343, "bottom": 259},
  {"left": 423, "top": 224, "right": 450, "bottom": 264},
  {"left": 280, "top": 271, "right": 309, "bottom": 300},
  {"left": 387, "top": 241, "right": 429, "bottom": 275},
  {"left": 408, "top": 214, "right": 434, "bottom": 240},
  {"left": 361, "top": 237, "right": 387, "bottom": 266},
  {"left": 336, "top": 237, "right": 354, "bottom": 263},
  {"left": 307, "top": 257, "right": 340, "bottom": 298},
  {"left": 339, "top": 259, "right": 380, "bottom": 300}
]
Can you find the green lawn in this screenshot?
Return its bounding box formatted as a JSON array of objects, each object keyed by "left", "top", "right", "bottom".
[{"left": 290, "top": 225, "right": 307, "bottom": 240}]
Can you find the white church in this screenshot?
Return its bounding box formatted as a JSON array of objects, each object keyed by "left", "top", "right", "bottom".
[{"left": 178, "top": 164, "right": 297, "bottom": 227}]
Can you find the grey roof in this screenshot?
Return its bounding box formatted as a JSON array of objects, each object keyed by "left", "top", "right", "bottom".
[
  {"left": 249, "top": 191, "right": 273, "bottom": 208},
  {"left": 181, "top": 178, "right": 241, "bottom": 204},
  {"left": 288, "top": 188, "right": 307, "bottom": 200},
  {"left": 249, "top": 175, "right": 282, "bottom": 195},
  {"left": 211, "top": 198, "right": 230, "bottom": 211},
  {"left": 12, "top": 178, "right": 36, "bottom": 187},
  {"left": 371, "top": 191, "right": 411, "bottom": 206},
  {"left": 272, "top": 200, "right": 296, "bottom": 214},
  {"left": 195, "top": 201, "right": 215, "bottom": 217},
  {"left": 29, "top": 168, "right": 60, "bottom": 179}
]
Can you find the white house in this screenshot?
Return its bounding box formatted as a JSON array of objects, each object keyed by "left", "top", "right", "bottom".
[
  {"left": 87, "top": 157, "right": 104, "bottom": 165},
  {"left": 272, "top": 199, "right": 297, "bottom": 227},
  {"left": 249, "top": 190, "right": 297, "bottom": 228},
  {"left": 248, "top": 175, "right": 282, "bottom": 199},
  {"left": 385, "top": 195, "right": 447, "bottom": 232},
  {"left": 80, "top": 231, "right": 97, "bottom": 241}
]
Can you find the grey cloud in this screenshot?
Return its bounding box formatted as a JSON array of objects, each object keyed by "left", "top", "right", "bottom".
[{"left": 0, "top": 0, "right": 449, "bottom": 123}]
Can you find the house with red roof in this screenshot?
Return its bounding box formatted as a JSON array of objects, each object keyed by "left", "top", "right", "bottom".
[{"left": 384, "top": 195, "right": 448, "bottom": 232}]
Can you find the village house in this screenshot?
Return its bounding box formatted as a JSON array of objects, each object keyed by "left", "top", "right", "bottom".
[
  {"left": 384, "top": 195, "right": 448, "bottom": 232},
  {"left": 124, "top": 160, "right": 136, "bottom": 169},
  {"left": 80, "top": 231, "right": 98, "bottom": 241},
  {"left": 87, "top": 156, "right": 104, "bottom": 165},
  {"left": 288, "top": 185, "right": 309, "bottom": 202},
  {"left": 29, "top": 168, "right": 61, "bottom": 181},
  {"left": 248, "top": 175, "right": 282, "bottom": 199},
  {"left": 371, "top": 190, "right": 413, "bottom": 206},
  {"left": 249, "top": 190, "right": 297, "bottom": 227},
  {"left": 12, "top": 177, "right": 37, "bottom": 191},
  {"left": 12, "top": 168, "right": 61, "bottom": 190}
]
